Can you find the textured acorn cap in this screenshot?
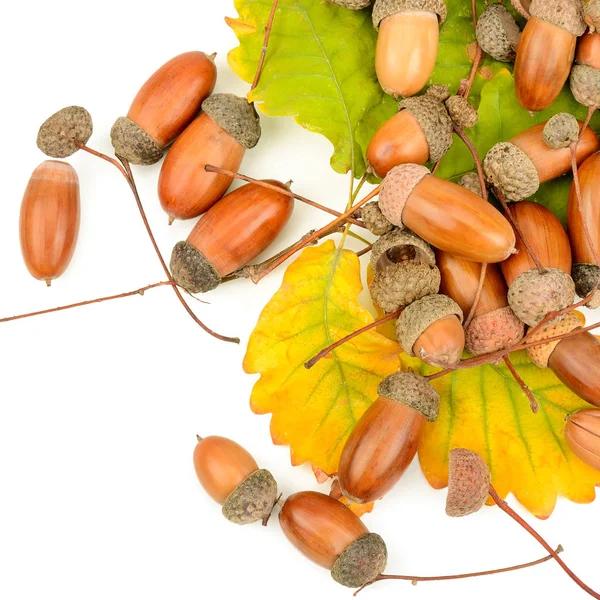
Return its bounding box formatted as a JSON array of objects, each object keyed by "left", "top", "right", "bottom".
[
  {"left": 202, "top": 94, "right": 261, "bottom": 149},
  {"left": 445, "top": 95, "right": 479, "bottom": 129},
  {"left": 446, "top": 448, "right": 491, "bottom": 518},
  {"left": 370, "top": 228, "right": 436, "bottom": 272},
  {"left": 397, "top": 294, "right": 464, "bottom": 358},
  {"left": 222, "top": 469, "right": 278, "bottom": 525},
  {"left": 530, "top": 0, "right": 587, "bottom": 36},
  {"left": 331, "top": 533, "right": 387, "bottom": 588},
  {"left": 570, "top": 64, "right": 600, "bottom": 108},
  {"left": 372, "top": 0, "right": 447, "bottom": 28},
  {"left": 426, "top": 84, "right": 452, "bottom": 102},
  {"left": 110, "top": 117, "right": 164, "bottom": 165},
  {"left": 399, "top": 95, "right": 454, "bottom": 162},
  {"left": 379, "top": 164, "right": 430, "bottom": 227},
  {"left": 476, "top": 4, "right": 521, "bottom": 62},
  {"left": 585, "top": 0, "right": 600, "bottom": 32},
  {"left": 465, "top": 306, "right": 525, "bottom": 356},
  {"left": 170, "top": 241, "right": 221, "bottom": 294},
  {"left": 543, "top": 113, "right": 580, "bottom": 149},
  {"left": 483, "top": 142, "right": 540, "bottom": 202},
  {"left": 459, "top": 172, "right": 484, "bottom": 197},
  {"left": 573, "top": 263, "right": 600, "bottom": 308},
  {"left": 526, "top": 313, "right": 582, "bottom": 368},
  {"left": 359, "top": 202, "right": 394, "bottom": 236},
  {"left": 37, "top": 106, "right": 93, "bottom": 158},
  {"left": 370, "top": 262, "right": 441, "bottom": 313},
  {"left": 378, "top": 371, "right": 440, "bottom": 421},
  {"left": 329, "top": 0, "right": 372, "bottom": 8},
  {"left": 508, "top": 268, "right": 576, "bottom": 327}
]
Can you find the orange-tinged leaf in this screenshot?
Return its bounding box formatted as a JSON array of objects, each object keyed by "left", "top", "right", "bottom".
[
  {"left": 244, "top": 241, "right": 400, "bottom": 474},
  {"left": 339, "top": 496, "right": 375, "bottom": 518}
]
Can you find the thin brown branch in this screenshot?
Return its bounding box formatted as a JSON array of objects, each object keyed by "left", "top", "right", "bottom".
[
  {"left": 357, "top": 244, "right": 373, "bottom": 258},
  {"left": 504, "top": 355, "right": 538, "bottom": 413},
  {"left": 453, "top": 124, "right": 488, "bottom": 201},
  {"left": 464, "top": 262, "right": 488, "bottom": 329},
  {"left": 460, "top": 44, "right": 484, "bottom": 101},
  {"left": 251, "top": 0, "right": 279, "bottom": 92}
]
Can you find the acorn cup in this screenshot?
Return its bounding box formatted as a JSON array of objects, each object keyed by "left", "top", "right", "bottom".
[
  {"left": 329, "top": 0, "right": 372, "bottom": 7},
  {"left": 37, "top": 106, "right": 93, "bottom": 158},
  {"left": 565, "top": 409, "right": 600, "bottom": 471},
  {"left": 585, "top": 0, "right": 600, "bottom": 33},
  {"left": 567, "top": 152, "right": 600, "bottom": 308},
  {"left": 378, "top": 164, "right": 516, "bottom": 263},
  {"left": 366, "top": 86, "right": 453, "bottom": 179},
  {"left": 372, "top": 0, "right": 447, "bottom": 98},
  {"left": 483, "top": 120, "right": 600, "bottom": 201},
  {"left": 476, "top": 4, "right": 521, "bottom": 63},
  {"left": 570, "top": 31, "right": 600, "bottom": 108},
  {"left": 514, "top": 0, "right": 587, "bottom": 111},
  {"left": 193, "top": 436, "right": 278, "bottom": 525},
  {"left": 338, "top": 372, "right": 440, "bottom": 505},
  {"left": 500, "top": 201, "right": 575, "bottom": 327},
  {"left": 170, "top": 180, "right": 293, "bottom": 293},
  {"left": 437, "top": 251, "right": 525, "bottom": 356},
  {"left": 279, "top": 491, "right": 387, "bottom": 588},
  {"left": 158, "top": 93, "right": 261, "bottom": 222},
  {"left": 359, "top": 202, "right": 394, "bottom": 236}
]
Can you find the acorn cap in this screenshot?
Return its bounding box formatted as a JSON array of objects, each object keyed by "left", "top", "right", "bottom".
[
  {"left": 508, "top": 268, "right": 576, "bottom": 327},
  {"left": 110, "top": 117, "right": 164, "bottom": 166},
  {"left": 37, "top": 106, "right": 93, "bottom": 158},
  {"left": 170, "top": 241, "right": 221, "bottom": 294},
  {"left": 372, "top": 0, "right": 447, "bottom": 28},
  {"left": 397, "top": 294, "right": 464, "bottom": 358},
  {"left": 459, "top": 172, "right": 484, "bottom": 197},
  {"left": 483, "top": 142, "right": 540, "bottom": 202},
  {"left": 526, "top": 313, "right": 582, "bottom": 368},
  {"left": 445, "top": 95, "right": 479, "bottom": 129},
  {"left": 570, "top": 64, "right": 600, "bottom": 108},
  {"left": 202, "top": 94, "right": 261, "bottom": 149},
  {"left": 543, "top": 113, "right": 580, "bottom": 149},
  {"left": 476, "top": 4, "right": 521, "bottom": 62},
  {"left": 530, "top": 0, "right": 587, "bottom": 36},
  {"left": 331, "top": 533, "right": 387, "bottom": 588},
  {"left": 465, "top": 306, "right": 525, "bottom": 356},
  {"left": 222, "top": 469, "right": 278, "bottom": 525},
  {"left": 425, "top": 84, "right": 452, "bottom": 102},
  {"left": 446, "top": 448, "right": 491, "bottom": 518},
  {"left": 369, "top": 262, "right": 441, "bottom": 313},
  {"left": 378, "top": 371, "right": 440, "bottom": 421},
  {"left": 572, "top": 263, "right": 600, "bottom": 309},
  {"left": 379, "top": 164, "right": 430, "bottom": 227},
  {"left": 370, "top": 228, "right": 436, "bottom": 272},
  {"left": 399, "top": 94, "right": 454, "bottom": 162},
  {"left": 329, "top": 0, "right": 372, "bottom": 8},
  {"left": 585, "top": 0, "right": 600, "bottom": 32},
  {"left": 359, "top": 202, "right": 394, "bottom": 236}
]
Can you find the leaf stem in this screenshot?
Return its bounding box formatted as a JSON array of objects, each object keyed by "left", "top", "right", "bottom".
[
  {"left": 503, "top": 355, "right": 538, "bottom": 413},
  {"left": 251, "top": 0, "right": 279, "bottom": 92}
]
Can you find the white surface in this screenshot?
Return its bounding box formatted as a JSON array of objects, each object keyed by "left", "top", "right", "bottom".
[{"left": 0, "top": 2, "right": 598, "bottom": 599}]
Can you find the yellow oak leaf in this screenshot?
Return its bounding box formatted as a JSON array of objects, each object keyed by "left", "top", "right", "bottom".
[{"left": 244, "top": 241, "right": 400, "bottom": 474}]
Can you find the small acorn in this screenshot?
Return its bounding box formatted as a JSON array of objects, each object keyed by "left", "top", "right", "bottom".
[
  {"left": 543, "top": 113, "right": 580, "bottom": 148},
  {"left": 338, "top": 372, "right": 440, "bottom": 504},
  {"left": 476, "top": 4, "right": 521, "bottom": 62},
  {"left": 279, "top": 491, "right": 387, "bottom": 588},
  {"left": 565, "top": 409, "right": 600, "bottom": 471},
  {"left": 359, "top": 202, "right": 394, "bottom": 235},
  {"left": 193, "top": 435, "right": 278, "bottom": 525},
  {"left": 329, "top": 0, "right": 372, "bottom": 7},
  {"left": 372, "top": 0, "right": 447, "bottom": 98},
  {"left": 445, "top": 95, "right": 479, "bottom": 129},
  {"left": 446, "top": 448, "right": 491, "bottom": 518},
  {"left": 584, "top": 0, "right": 600, "bottom": 32},
  {"left": 366, "top": 86, "right": 453, "bottom": 178},
  {"left": 37, "top": 106, "right": 93, "bottom": 158},
  {"left": 571, "top": 31, "right": 600, "bottom": 108}
]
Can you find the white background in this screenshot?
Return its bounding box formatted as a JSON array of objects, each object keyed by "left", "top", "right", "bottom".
[{"left": 1, "top": 1, "right": 598, "bottom": 599}]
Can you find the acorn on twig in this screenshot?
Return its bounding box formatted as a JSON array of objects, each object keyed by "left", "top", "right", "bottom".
[
  {"left": 37, "top": 106, "right": 93, "bottom": 158},
  {"left": 476, "top": 4, "right": 521, "bottom": 63},
  {"left": 446, "top": 448, "right": 491, "bottom": 518}
]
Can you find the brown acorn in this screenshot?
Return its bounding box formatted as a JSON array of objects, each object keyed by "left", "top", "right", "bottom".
[
  {"left": 158, "top": 94, "right": 261, "bottom": 222},
  {"left": 193, "top": 435, "right": 277, "bottom": 525},
  {"left": 279, "top": 491, "right": 387, "bottom": 588},
  {"left": 446, "top": 448, "right": 491, "bottom": 518},
  {"left": 20, "top": 161, "right": 80, "bottom": 286},
  {"left": 338, "top": 372, "right": 439, "bottom": 504},
  {"left": 571, "top": 31, "right": 600, "bottom": 108},
  {"left": 514, "top": 0, "right": 586, "bottom": 111},
  {"left": 565, "top": 409, "right": 600, "bottom": 471},
  {"left": 170, "top": 180, "right": 293, "bottom": 293}
]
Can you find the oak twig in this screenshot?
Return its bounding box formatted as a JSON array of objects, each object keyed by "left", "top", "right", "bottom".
[{"left": 251, "top": 0, "right": 280, "bottom": 92}]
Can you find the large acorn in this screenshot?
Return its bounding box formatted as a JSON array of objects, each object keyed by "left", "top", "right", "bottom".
[{"left": 565, "top": 409, "right": 600, "bottom": 471}]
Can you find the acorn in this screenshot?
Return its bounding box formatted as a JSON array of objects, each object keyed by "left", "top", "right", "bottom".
[
  {"left": 437, "top": 251, "right": 525, "bottom": 356},
  {"left": 279, "top": 491, "right": 387, "bottom": 588},
  {"left": 476, "top": 4, "right": 521, "bottom": 63},
  {"left": 570, "top": 31, "right": 600, "bottom": 108},
  {"left": 193, "top": 435, "right": 277, "bottom": 525},
  {"left": 158, "top": 93, "right": 261, "bottom": 221},
  {"left": 483, "top": 121, "right": 599, "bottom": 201},
  {"left": 565, "top": 409, "right": 600, "bottom": 471},
  {"left": 584, "top": 0, "right": 600, "bottom": 32},
  {"left": 501, "top": 202, "right": 575, "bottom": 327},
  {"left": 170, "top": 180, "right": 293, "bottom": 293},
  {"left": 338, "top": 372, "right": 439, "bottom": 504},
  {"left": 372, "top": 0, "right": 447, "bottom": 98},
  {"left": 542, "top": 113, "right": 580, "bottom": 149},
  {"left": 359, "top": 202, "right": 394, "bottom": 235},
  {"left": 567, "top": 152, "right": 600, "bottom": 308},
  {"left": 378, "top": 164, "right": 516, "bottom": 263},
  {"left": 20, "top": 161, "right": 80, "bottom": 286},
  {"left": 396, "top": 294, "right": 465, "bottom": 365},
  {"left": 366, "top": 86, "right": 453, "bottom": 178},
  {"left": 514, "top": 0, "right": 586, "bottom": 111},
  {"left": 111, "top": 52, "right": 217, "bottom": 165},
  {"left": 458, "top": 172, "right": 484, "bottom": 197},
  {"left": 329, "top": 0, "right": 372, "bottom": 7},
  {"left": 445, "top": 95, "right": 479, "bottom": 129},
  {"left": 37, "top": 106, "right": 93, "bottom": 158},
  {"left": 446, "top": 448, "right": 491, "bottom": 518}
]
